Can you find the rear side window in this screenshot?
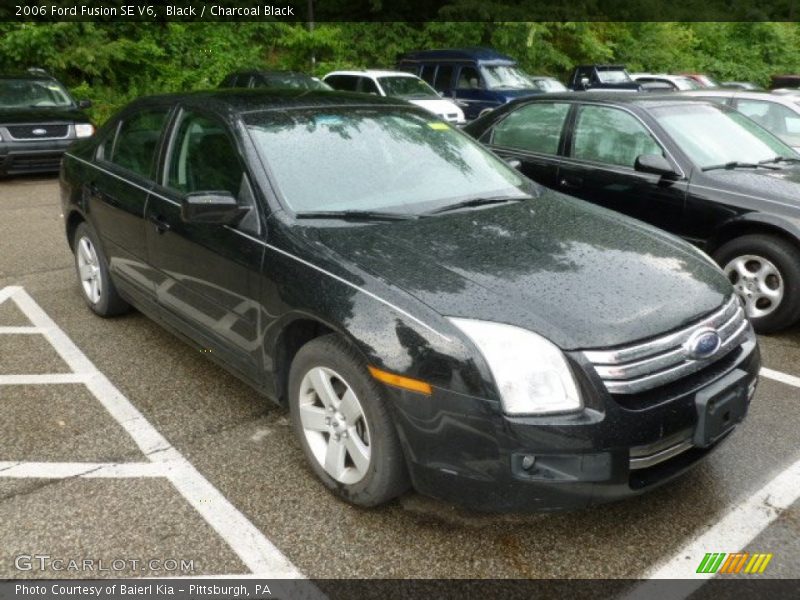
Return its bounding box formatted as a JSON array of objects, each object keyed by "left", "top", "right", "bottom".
[
  {"left": 325, "top": 75, "right": 358, "bottom": 92},
  {"left": 491, "top": 103, "right": 570, "bottom": 155},
  {"left": 108, "top": 109, "right": 170, "bottom": 179},
  {"left": 736, "top": 99, "right": 800, "bottom": 146},
  {"left": 434, "top": 66, "right": 454, "bottom": 91},
  {"left": 572, "top": 105, "right": 663, "bottom": 167}
]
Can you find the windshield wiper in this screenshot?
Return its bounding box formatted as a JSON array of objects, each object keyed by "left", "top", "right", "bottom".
[
  {"left": 294, "top": 210, "right": 417, "bottom": 221},
  {"left": 758, "top": 156, "right": 800, "bottom": 165},
  {"left": 427, "top": 195, "right": 529, "bottom": 215},
  {"left": 701, "top": 161, "right": 779, "bottom": 172}
]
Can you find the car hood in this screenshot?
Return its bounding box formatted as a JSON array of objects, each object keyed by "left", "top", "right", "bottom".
[
  {"left": 701, "top": 165, "right": 800, "bottom": 203},
  {"left": 0, "top": 106, "right": 89, "bottom": 125},
  {"left": 313, "top": 191, "right": 731, "bottom": 350},
  {"left": 408, "top": 98, "right": 463, "bottom": 117}
]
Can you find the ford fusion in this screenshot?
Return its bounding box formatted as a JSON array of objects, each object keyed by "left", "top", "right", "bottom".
[{"left": 60, "top": 90, "right": 759, "bottom": 511}]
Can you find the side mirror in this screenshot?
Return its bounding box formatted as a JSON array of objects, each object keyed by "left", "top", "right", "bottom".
[
  {"left": 506, "top": 158, "right": 522, "bottom": 170},
  {"left": 181, "top": 191, "right": 248, "bottom": 225},
  {"left": 78, "top": 99, "right": 92, "bottom": 109},
  {"left": 634, "top": 154, "right": 677, "bottom": 177}
]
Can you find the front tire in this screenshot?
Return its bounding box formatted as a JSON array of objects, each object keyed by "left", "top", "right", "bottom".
[
  {"left": 713, "top": 234, "right": 800, "bottom": 333},
  {"left": 73, "top": 222, "right": 129, "bottom": 317},
  {"left": 288, "top": 334, "right": 409, "bottom": 507}
]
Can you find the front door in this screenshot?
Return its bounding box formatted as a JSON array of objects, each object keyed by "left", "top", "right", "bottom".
[
  {"left": 145, "top": 109, "right": 266, "bottom": 384},
  {"left": 558, "top": 104, "right": 687, "bottom": 234}
]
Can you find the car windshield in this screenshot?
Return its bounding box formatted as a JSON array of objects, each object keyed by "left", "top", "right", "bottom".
[
  {"left": 651, "top": 103, "right": 798, "bottom": 168},
  {"left": 596, "top": 70, "right": 632, "bottom": 84},
  {"left": 480, "top": 66, "right": 535, "bottom": 90},
  {"left": 263, "top": 75, "right": 331, "bottom": 91},
  {"left": 377, "top": 76, "right": 439, "bottom": 99},
  {"left": 533, "top": 78, "right": 568, "bottom": 92},
  {"left": 0, "top": 78, "right": 74, "bottom": 108},
  {"left": 245, "top": 108, "right": 529, "bottom": 215}
]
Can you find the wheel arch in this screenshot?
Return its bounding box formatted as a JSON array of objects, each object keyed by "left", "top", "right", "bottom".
[
  {"left": 707, "top": 214, "right": 800, "bottom": 255},
  {"left": 65, "top": 209, "right": 87, "bottom": 252}
]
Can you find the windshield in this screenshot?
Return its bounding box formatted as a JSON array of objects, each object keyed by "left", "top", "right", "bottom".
[
  {"left": 262, "top": 75, "right": 331, "bottom": 91},
  {"left": 480, "top": 65, "right": 535, "bottom": 90},
  {"left": 651, "top": 104, "right": 798, "bottom": 168},
  {"left": 596, "top": 70, "right": 633, "bottom": 84},
  {"left": 533, "top": 78, "right": 568, "bottom": 92},
  {"left": 245, "top": 108, "right": 528, "bottom": 215},
  {"left": 377, "top": 76, "right": 439, "bottom": 99},
  {"left": 0, "top": 78, "right": 74, "bottom": 108}
]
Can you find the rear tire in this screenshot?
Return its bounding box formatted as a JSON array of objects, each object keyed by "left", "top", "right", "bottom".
[
  {"left": 288, "top": 334, "right": 409, "bottom": 507},
  {"left": 713, "top": 234, "right": 800, "bottom": 333},
  {"left": 73, "top": 222, "right": 129, "bottom": 317}
]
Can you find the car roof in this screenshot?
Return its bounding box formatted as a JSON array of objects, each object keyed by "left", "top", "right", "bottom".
[
  {"left": 0, "top": 73, "right": 58, "bottom": 82},
  {"left": 324, "top": 70, "right": 418, "bottom": 78},
  {"left": 229, "top": 70, "right": 314, "bottom": 78},
  {"left": 680, "top": 89, "right": 798, "bottom": 102},
  {"left": 508, "top": 91, "right": 718, "bottom": 109},
  {"left": 125, "top": 88, "right": 411, "bottom": 114},
  {"left": 399, "top": 47, "right": 516, "bottom": 64}
]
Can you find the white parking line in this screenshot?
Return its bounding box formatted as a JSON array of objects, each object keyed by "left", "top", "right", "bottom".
[
  {"left": 623, "top": 365, "right": 800, "bottom": 599},
  {"left": 0, "top": 286, "right": 303, "bottom": 578}
]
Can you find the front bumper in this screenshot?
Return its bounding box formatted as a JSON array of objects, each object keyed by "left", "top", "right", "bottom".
[
  {"left": 0, "top": 138, "right": 75, "bottom": 176},
  {"left": 387, "top": 330, "right": 760, "bottom": 512}
]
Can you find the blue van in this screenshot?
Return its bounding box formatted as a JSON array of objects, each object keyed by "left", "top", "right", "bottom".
[{"left": 397, "top": 48, "right": 544, "bottom": 120}]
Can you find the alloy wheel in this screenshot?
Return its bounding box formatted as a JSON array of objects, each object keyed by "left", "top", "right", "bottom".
[
  {"left": 76, "top": 236, "right": 102, "bottom": 304},
  {"left": 723, "top": 254, "right": 784, "bottom": 319},
  {"left": 298, "top": 366, "right": 371, "bottom": 485}
]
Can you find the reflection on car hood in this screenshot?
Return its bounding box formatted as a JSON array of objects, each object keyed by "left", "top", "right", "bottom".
[
  {"left": 0, "top": 106, "right": 89, "bottom": 125},
  {"left": 315, "top": 190, "right": 731, "bottom": 350}
]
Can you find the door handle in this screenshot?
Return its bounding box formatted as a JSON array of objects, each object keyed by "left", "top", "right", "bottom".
[
  {"left": 560, "top": 176, "right": 583, "bottom": 189},
  {"left": 148, "top": 214, "right": 171, "bottom": 234}
]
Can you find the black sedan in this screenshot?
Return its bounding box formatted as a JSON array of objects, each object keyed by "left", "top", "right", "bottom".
[
  {"left": 1, "top": 70, "right": 94, "bottom": 176},
  {"left": 465, "top": 93, "right": 800, "bottom": 333},
  {"left": 60, "top": 90, "right": 758, "bottom": 512}
]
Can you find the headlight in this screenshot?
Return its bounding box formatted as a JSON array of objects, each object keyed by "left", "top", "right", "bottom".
[
  {"left": 448, "top": 318, "right": 582, "bottom": 415},
  {"left": 75, "top": 123, "right": 95, "bottom": 138}
]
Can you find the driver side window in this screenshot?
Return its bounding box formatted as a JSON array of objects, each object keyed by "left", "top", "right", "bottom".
[
  {"left": 166, "top": 111, "right": 260, "bottom": 234},
  {"left": 572, "top": 105, "right": 663, "bottom": 168}
]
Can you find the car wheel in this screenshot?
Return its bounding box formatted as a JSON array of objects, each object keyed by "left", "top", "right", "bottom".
[
  {"left": 288, "top": 334, "right": 409, "bottom": 507},
  {"left": 713, "top": 234, "right": 800, "bottom": 333},
  {"left": 73, "top": 222, "right": 129, "bottom": 317}
]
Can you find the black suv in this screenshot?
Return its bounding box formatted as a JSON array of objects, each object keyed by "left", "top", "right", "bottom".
[{"left": 0, "top": 69, "right": 94, "bottom": 176}]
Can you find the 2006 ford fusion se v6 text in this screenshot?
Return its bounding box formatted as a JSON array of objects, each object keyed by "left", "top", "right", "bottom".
[{"left": 60, "top": 89, "right": 759, "bottom": 511}]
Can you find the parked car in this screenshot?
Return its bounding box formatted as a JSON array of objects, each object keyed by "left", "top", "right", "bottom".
[
  {"left": 0, "top": 69, "right": 93, "bottom": 177},
  {"left": 220, "top": 70, "right": 331, "bottom": 91},
  {"left": 770, "top": 74, "right": 800, "bottom": 90},
  {"left": 397, "top": 48, "right": 543, "bottom": 120},
  {"left": 679, "top": 73, "right": 720, "bottom": 88},
  {"left": 631, "top": 73, "right": 702, "bottom": 91},
  {"left": 60, "top": 89, "right": 757, "bottom": 512},
  {"left": 322, "top": 70, "right": 464, "bottom": 124},
  {"left": 681, "top": 89, "right": 800, "bottom": 150},
  {"left": 721, "top": 81, "right": 764, "bottom": 91},
  {"left": 567, "top": 65, "right": 641, "bottom": 92},
  {"left": 465, "top": 93, "right": 800, "bottom": 332}
]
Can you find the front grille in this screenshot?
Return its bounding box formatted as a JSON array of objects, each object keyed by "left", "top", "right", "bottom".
[
  {"left": 6, "top": 124, "right": 69, "bottom": 140},
  {"left": 583, "top": 296, "right": 749, "bottom": 395},
  {"left": 8, "top": 153, "right": 63, "bottom": 171}
]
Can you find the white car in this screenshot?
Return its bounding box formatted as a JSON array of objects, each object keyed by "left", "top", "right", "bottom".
[
  {"left": 681, "top": 89, "right": 800, "bottom": 151},
  {"left": 631, "top": 73, "right": 703, "bottom": 91},
  {"left": 322, "top": 70, "right": 465, "bottom": 124}
]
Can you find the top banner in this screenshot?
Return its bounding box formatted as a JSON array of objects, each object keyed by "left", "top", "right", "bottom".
[{"left": 1, "top": 0, "right": 799, "bottom": 22}]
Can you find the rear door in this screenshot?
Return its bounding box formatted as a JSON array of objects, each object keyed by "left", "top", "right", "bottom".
[
  {"left": 145, "top": 108, "right": 266, "bottom": 384},
  {"left": 88, "top": 106, "right": 172, "bottom": 307},
  {"left": 558, "top": 103, "right": 687, "bottom": 233},
  {"left": 481, "top": 101, "right": 571, "bottom": 189}
]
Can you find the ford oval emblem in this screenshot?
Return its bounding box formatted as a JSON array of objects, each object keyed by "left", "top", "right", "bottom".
[
  {"left": 32, "top": 128, "right": 47, "bottom": 136},
  {"left": 685, "top": 328, "right": 721, "bottom": 360}
]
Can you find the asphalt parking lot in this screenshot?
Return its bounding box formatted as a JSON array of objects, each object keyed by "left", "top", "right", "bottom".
[{"left": 1, "top": 176, "right": 799, "bottom": 584}]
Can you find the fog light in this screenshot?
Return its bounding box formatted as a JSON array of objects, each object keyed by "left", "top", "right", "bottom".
[{"left": 521, "top": 455, "right": 536, "bottom": 470}]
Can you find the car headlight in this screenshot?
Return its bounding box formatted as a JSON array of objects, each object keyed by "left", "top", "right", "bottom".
[
  {"left": 75, "top": 123, "right": 95, "bottom": 138},
  {"left": 448, "top": 318, "right": 582, "bottom": 415}
]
